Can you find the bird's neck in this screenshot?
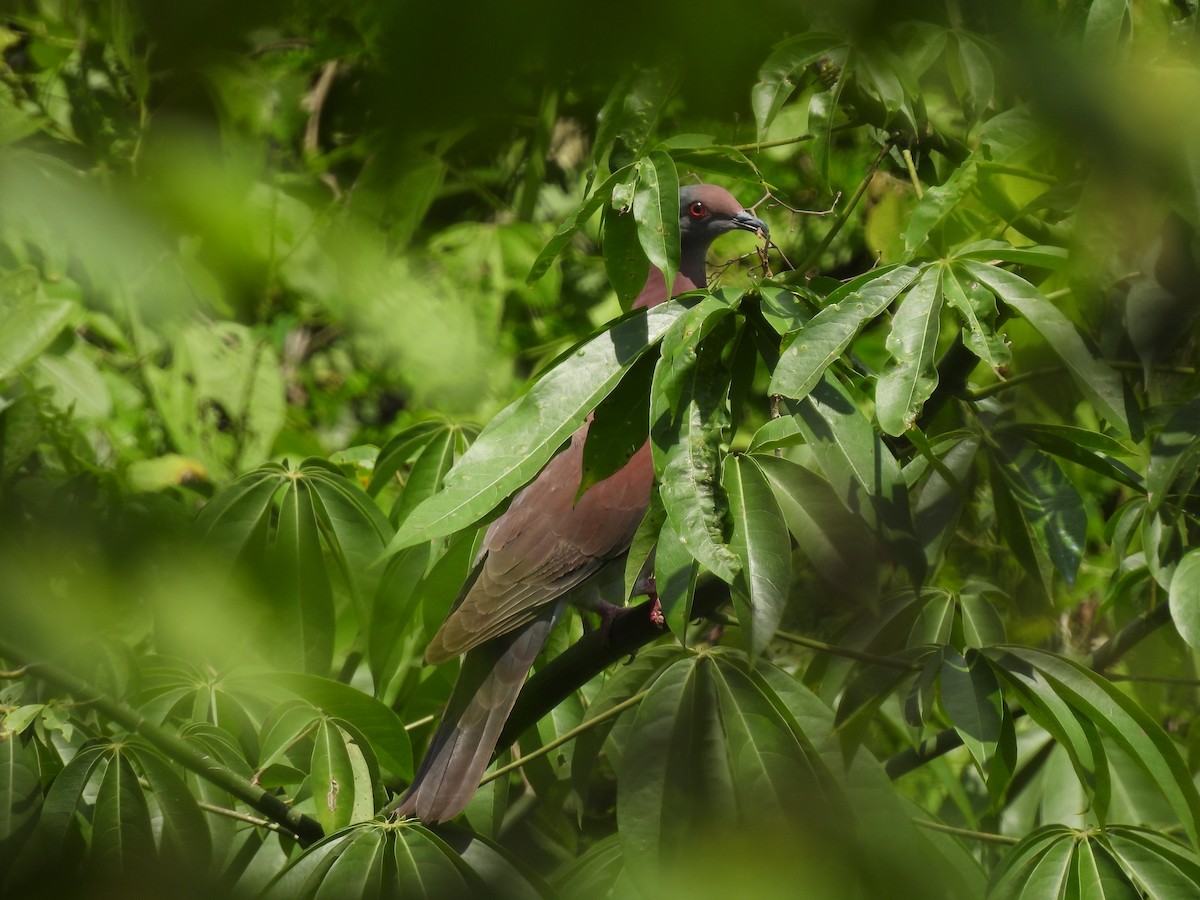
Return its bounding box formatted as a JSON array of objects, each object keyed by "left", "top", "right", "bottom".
[{"left": 630, "top": 246, "right": 709, "bottom": 310}]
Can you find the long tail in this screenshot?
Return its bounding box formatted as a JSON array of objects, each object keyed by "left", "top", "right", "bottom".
[{"left": 396, "top": 609, "right": 558, "bottom": 823}]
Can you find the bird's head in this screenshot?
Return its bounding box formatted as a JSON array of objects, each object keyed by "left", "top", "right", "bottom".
[{"left": 678, "top": 184, "right": 769, "bottom": 247}]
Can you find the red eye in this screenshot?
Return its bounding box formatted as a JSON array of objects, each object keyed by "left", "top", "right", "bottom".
[{"left": 688, "top": 201, "right": 707, "bottom": 218}]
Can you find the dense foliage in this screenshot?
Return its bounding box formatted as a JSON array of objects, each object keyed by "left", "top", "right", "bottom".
[{"left": 2, "top": 0, "right": 1200, "bottom": 897}]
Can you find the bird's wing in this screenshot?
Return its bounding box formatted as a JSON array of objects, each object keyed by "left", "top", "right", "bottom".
[{"left": 423, "top": 426, "right": 652, "bottom": 664}]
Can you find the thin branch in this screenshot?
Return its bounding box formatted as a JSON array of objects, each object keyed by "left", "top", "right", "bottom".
[
  {"left": 730, "top": 133, "right": 816, "bottom": 152},
  {"left": 911, "top": 818, "right": 1019, "bottom": 845},
  {"left": 784, "top": 138, "right": 895, "bottom": 280},
  {"left": 902, "top": 149, "right": 924, "bottom": 198},
  {"left": 481, "top": 689, "right": 649, "bottom": 786},
  {"left": 0, "top": 637, "right": 324, "bottom": 846},
  {"left": 404, "top": 713, "right": 436, "bottom": 732},
  {"left": 197, "top": 801, "right": 284, "bottom": 833},
  {"left": 710, "top": 613, "right": 920, "bottom": 670}
]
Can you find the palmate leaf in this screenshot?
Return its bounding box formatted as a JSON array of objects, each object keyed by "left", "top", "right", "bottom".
[
  {"left": 990, "top": 648, "right": 1200, "bottom": 845},
  {"left": 786, "top": 376, "right": 924, "bottom": 584},
  {"left": 617, "top": 649, "right": 839, "bottom": 892},
  {"left": 650, "top": 297, "right": 740, "bottom": 582},
  {"left": 255, "top": 672, "right": 412, "bottom": 782},
  {"left": 1146, "top": 398, "right": 1200, "bottom": 515},
  {"left": 756, "top": 453, "right": 880, "bottom": 608},
  {"left": 904, "top": 160, "right": 978, "bottom": 255},
  {"left": 988, "top": 826, "right": 1200, "bottom": 899},
  {"left": 385, "top": 301, "right": 689, "bottom": 555},
  {"left": 769, "top": 264, "right": 921, "bottom": 401},
  {"left": 960, "top": 259, "right": 1132, "bottom": 437},
  {"left": 987, "top": 432, "right": 1086, "bottom": 585},
  {"left": 752, "top": 32, "right": 847, "bottom": 138},
  {"left": 128, "top": 744, "right": 212, "bottom": 871},
  {"left": 0, "top": 732, "right": 41, "bottom": 845},
  {"left": 91, "top": 749, "right": 156, "bottom": 880},
  {"left": 263, "top": 822, "right": 487, "bottom": 899}
]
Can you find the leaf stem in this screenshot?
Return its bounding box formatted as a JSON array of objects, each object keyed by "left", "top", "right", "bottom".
[
  {"left": 711, "top": 612, "right": 920, "bottom": 670},
  {"left": 480, "top": 689, "right": 650, "bottom": 786},
  {"left": 911, "top": 817, "right": 1019, "bottom": 845}
]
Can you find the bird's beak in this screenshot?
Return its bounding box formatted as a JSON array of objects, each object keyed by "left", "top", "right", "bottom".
[{"left": 733, "top": 209, "right": 769, "bottom": 240}]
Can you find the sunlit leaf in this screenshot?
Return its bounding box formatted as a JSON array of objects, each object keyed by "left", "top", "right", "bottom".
[
  {"left": 386, "top": 302, "right": 687, "bottom": 555},
  {"left": 769, "top": 265, "right": 920, "bottom": 401},
  {"left": 651, "top": 298, "right": 739, "bottom": 581},
  {"left": 877, "top": 265, "right": 943, "bottom": 436}
]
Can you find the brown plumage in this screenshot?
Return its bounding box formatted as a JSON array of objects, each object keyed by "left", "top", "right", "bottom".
[{"left": 397, "top": 184, "right": 767, "bottom": 823}]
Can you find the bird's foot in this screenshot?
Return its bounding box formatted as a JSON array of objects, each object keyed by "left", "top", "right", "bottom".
[
  {"left": 649, "top": 593, "right": 664, "bottom": 627},
  {"left": 594, "top": 599, "right": 628, "bottom": 645}
]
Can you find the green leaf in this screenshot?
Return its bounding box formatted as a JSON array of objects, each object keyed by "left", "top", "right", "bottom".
[
  {"left": 527, "top": 166, "right": 633, "bottom": 285},
  {"left": 1169, "top": 549, "right": 1200, "bottom": 651},
  {"left": 386, "top": 302, "right": 686, "bottom": 555},
  {"left": 912, "top": 434, "right": 980, "bottom": 568},
  {"left": 723, "top": 456, "right": 792, "bottom": 660},
  {"left": 129, "top": 745, "right": 212, "bottom": 869},
  {"left": 951, "top": 240, "right": 1069, "bottom": 270},
  {"left": 602, "top": 202, "right": 649, "bottom": 309},
  {"left": 877, "top": 265, "right": 943, "bottom": 436},
  {"left": 1146, "top": 398, "right": 1200, "bottom": 514},
  {"left": 27, "top": 744, "right": 107, "bottom": 862},
  {"left": 808, "top": 53, "right": 847, "bottom": 190},
  {"left": 617, "top": 651, "right": 836, "bottom": 891},
  {"left": 989, "top": 432, "right": 1086, "bottom": 584},
  {"left": 941, "top": 262, "right": 1009, "bottom": 368},
  {"left": 987, "top": 825, "right": 1076, "bottom": 899},
  {"left": 92, "top": 749, "right": 156, "bottom": 879},
  {"left": 305, "top": 459, "right": 394, "bottom": 611},
  {"left": 960, "top": 259, "right": 1132, "bottom": 436},
  {"left": 1084, "top": 0, "right": 1132, "bottom": 48},
  {"left": 632, "top": 150, "right": 680, "bottom": 294},
  {"left": 785, "top": 375, "right": 924, "bottom": 583},
  {"left": 195, "top": 465, "right": 282, "bottom": 559},
  {"left": 952, "top": 34, "right": 994, "bottom": 120},
  {"left": 580, "top": 350, "right": 654, "bottom": 497},
  {"left": 959, "top": 588, "right": 1006, "bottom": 647},
  {"left": 367, "top": 420, "right": 445, "bottom": 497},
  {"left": 752, "top": 33, "right": 845, "bottom": 138},
  {"left": 996, "top": 648, "right": 1200, "bottom": 845},
  {"left": 939, "top": 650, "right": 1002, "bottom": 774},
  {"left": 1105, "top": 827, "right": 1200, "bottom": 896},
  {"left": 651, "top": 298, "right": 739, "bottom": 582},
  {"left": 1005, "top": 423, "right": 1143, "bottom": 493},
  {"left": 905, "top": 161, "right": 977, "bottom": 255},
  {"left": 755, "top": 454, "right": 878, "bottom": 607},
  {"left": 0, "top": 733, "right": 41, "bottom": 842},
  {"left": 273, "top": 478, "right": 335, "bottom": 674},
  {"left": 0, "top": 291, "right": 73, "bottom": 383},
  {"left": 654, "top": 514, "right": 700, "bottom": 641},
  {"left": 257, "top": 672, "right": 412, "bottom": 781},
  {"left": 623, "top": 493, "right": 665, "bottom": 604},
  {"left": 570, "top": 646, "right": 683, "bottom": 804},
  {"left": 387, "top": 427, "right": 459, "bottom": 528},
  {"left": 310, "top": 719, "right": 357, "bottom": 833},
  {"left": 769, "top": 265, "right": 920, "bottom": 401}
]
